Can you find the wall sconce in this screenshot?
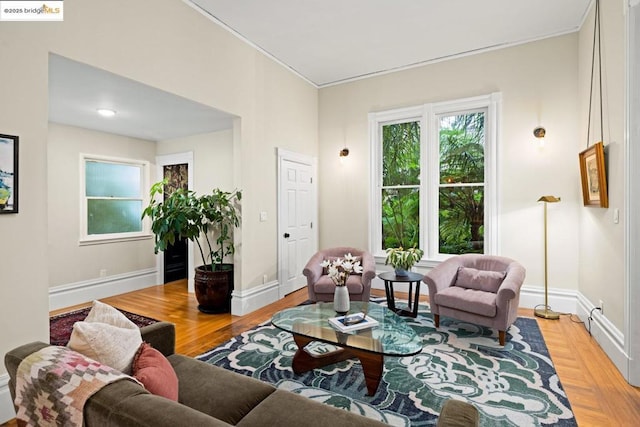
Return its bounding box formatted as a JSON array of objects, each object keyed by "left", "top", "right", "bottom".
[{"left": 339, "top": 148, "right": 350, "bottom": 158}]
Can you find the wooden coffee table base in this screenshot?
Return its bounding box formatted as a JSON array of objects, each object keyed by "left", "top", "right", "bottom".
[{"left": 291, "top": 334, "right": 384, "bottom": 396}]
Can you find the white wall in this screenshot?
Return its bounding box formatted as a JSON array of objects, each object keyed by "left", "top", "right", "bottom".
[
  {"left": 47, "top": 123, "right": 157, "bottom": 287},
  {"left": 318, "top": 34, "right": 581, "bottom": 294},
  {"left": 0, "top": 1, "right": 317, "bottom": 419}
]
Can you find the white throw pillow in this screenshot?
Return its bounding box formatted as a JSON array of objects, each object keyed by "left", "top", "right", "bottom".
[
  {"left": 84, "top": 300, "right": 138, "bottom": 330},
  {"left": 68, "top": 322, "right": 142, "bottom": 374},
  {"left": 67, "top": 300, "right": 142, "bottom": 374}
]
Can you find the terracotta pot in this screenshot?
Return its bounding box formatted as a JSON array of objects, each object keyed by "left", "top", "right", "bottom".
[{"left": 194, "top": 264, "right": 233, "bottom": 314}]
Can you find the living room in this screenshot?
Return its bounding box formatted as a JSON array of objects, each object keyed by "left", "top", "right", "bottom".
[{"left": 1, "top": 0, "right": 639, "bottom": 424}]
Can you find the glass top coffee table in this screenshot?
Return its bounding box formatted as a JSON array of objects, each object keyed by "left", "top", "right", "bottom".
[{"left": 271, "top": 301, "right": 422, "bottom": 395}]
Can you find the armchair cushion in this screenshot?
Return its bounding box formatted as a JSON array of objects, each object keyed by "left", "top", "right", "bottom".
[
  {"left": 454, "top": 267, "right": 506, "bottom": 293},
  {"left": 435, "top": 287, "right": 498, "bottom": 317}
]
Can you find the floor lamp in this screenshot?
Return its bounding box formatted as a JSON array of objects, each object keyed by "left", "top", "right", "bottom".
[{"left": 535, "top": 195, "right": 561, "bottom": 320}]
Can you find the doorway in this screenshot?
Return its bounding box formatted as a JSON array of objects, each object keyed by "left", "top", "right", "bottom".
[
  {"left": 162, "top": 163, "right": 189, "bottom": 283},
  {"left": 156, "top": 152, "right": 194, "bottom": 288}
]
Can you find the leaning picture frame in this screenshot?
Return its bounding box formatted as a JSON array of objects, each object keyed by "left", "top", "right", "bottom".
[
  {"left": 0, "top": 133, "right": 18, "bottom": 214},
  {"left": 579, "top": 141, "right": 608, "bottom": 208}
]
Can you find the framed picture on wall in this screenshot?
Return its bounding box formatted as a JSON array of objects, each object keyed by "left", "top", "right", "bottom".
[
  {"left": 579, "top": 141, "right": 608, "bottom": 208},
  {"left": 0, "top": 133, "right": 18, "bottom": 214}
]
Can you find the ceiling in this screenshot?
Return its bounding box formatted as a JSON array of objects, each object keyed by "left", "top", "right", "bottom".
[
  {"left": 190, "top": 0, "right": 592, "bottom": 87},
  {"left": 48, "top": 54, "right": 236, "bottom": 141},
  {"left": 49, "top": 0, "right": 592, "bottom": 141}
]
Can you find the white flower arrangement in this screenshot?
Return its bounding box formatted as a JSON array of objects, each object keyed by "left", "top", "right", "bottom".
[{"left": 319, "top": 253, "right": 364, "bottom": 287}]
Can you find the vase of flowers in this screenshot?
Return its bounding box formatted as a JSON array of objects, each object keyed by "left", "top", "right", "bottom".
[
  {"left": 385, "top": 247, "right": 424, "bottom": 276},
  {"left": 320, "top": 253, "right": 363, "bottom": 314}
]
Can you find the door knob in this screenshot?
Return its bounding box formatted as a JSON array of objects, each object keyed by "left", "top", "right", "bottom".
[{"left": 284, "top": 233, "right": 290, "bottom": 238}]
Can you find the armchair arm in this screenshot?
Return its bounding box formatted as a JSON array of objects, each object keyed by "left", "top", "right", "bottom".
[
  {"left": 302, "top": 251, "right": 326, "bottom": 286},
  {"left": 496, "top": 263, "right": 526, "bottom": 307},
  {"left": 423, "top": 257, "right": 463, "bottom": 295},
  {"left": 360, "top": 251, "right": 376, "bottom": 285}
]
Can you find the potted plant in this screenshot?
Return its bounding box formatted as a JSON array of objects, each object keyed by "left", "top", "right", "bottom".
[
  {"left": 385, "top": 247, "right": 424, "bottom": 276},
  {"left": 142, "top": 180, "right": 241, "bottom": 313}
]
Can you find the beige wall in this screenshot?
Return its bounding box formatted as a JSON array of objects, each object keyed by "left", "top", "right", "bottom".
[
  {"left": 0, "top": 0, "right": 318, "bottom": 383},
  {"left": 47, "top": 123, "right": 157, "bottom": 287},
  {"left": 577, "top": 0, "right": 625, "bottom": 329},
  {"left": 157, "top": 129, "right": 235, "bottom": 194},
  {"left": 157, "top": 129, "right": 234, "bottom": 271},
  {"left": 319, "top": 34, "right": 582, "bottom": 294}
]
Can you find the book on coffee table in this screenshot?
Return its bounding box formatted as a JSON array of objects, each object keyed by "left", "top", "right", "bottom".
[{"left": 328, "top": 312, "right": 379, "bottom": 332}]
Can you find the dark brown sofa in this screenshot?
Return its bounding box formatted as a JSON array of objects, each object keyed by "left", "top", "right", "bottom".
[{"left": 5, "top": 322, "right": 387, "bottom": 427}]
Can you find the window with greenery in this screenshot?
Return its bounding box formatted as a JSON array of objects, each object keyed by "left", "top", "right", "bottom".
[
  {"left": 438, "top": 112, "right": 485, "bottom": 254},
  {"left": 381, "top": 121, "right": 421, "bottom": 249},
  {"left": 81, "top": 156, "right": 149, "bottom": 242},
  {"left": 370, "top": 94, "right": 499, "bottom": 261}
]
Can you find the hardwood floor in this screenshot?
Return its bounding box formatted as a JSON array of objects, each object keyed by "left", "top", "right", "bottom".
[{"left": 3, "top": 280, "right": 640, "bottom": 426}]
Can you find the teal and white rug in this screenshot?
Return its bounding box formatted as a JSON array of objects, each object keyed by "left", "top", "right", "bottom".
[{"left": 197, "top": 302, "right": 576, "bottom": 426}]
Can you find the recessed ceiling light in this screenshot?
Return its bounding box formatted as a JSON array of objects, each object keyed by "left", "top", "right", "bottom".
[{"left": 97, "top": 108, "right": 116, "bottom": 117}]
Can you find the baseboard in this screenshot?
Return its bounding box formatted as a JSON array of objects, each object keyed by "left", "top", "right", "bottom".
[
  {"left": 575, "top": 292, "right": 629, "bottom": 378},
  {"left": 0, "top": 373, "right": 15, "bottom": 424},
  {"left": 49, "top": 268, "right": 158, "bottom": 311},
  {"left": 231, "top": 280, "right": 280, "bottom": 316},
  {"left": 518, "top": 285, "right": 578, "bottom": 313}
]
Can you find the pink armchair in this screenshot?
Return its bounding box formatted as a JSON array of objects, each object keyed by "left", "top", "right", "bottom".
[
  {"left": 423, "top": 254, "right": 526, "bottom": 346},
  {"left": 303, "top": 247, "right": 376, "bottom": 302}
]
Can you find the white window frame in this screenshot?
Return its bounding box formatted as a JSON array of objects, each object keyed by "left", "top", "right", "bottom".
[
  {"left": 369, "top": 93, "right": 500, "bottom": 265},
  {"left": 79, "top": 154, "right": 152, "bottom": 245}
]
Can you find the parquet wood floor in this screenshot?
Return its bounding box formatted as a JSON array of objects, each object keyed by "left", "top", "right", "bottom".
[{"left": 3, "top": 279, "right": 639, "bottom": 426}]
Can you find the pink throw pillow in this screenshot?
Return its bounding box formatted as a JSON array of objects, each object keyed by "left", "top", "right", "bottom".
[
  {"left": 454, "top": 267, "right": 506, "bottom": 293},
  {"left": 132, "top": 343, "right": 179, "bottom": 401}
]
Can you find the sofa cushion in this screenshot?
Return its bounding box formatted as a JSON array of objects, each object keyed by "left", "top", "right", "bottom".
[
  {"left": 132, "top": 343, "right": 179, "bottom": 401},
  {"left": 168, "top": 354, "right": 276, "bottom": 425},
  {"left": 454, "top": 267, "right": 505, "bottom": 293},
  {"left": 236, "top": 389, "right": 388, "bottom": 427},
  {"left": 435, "top": 286, "right": 497, "bottom": 317}
]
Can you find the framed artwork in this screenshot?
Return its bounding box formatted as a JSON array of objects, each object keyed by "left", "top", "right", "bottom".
[
  {"left": 579, "top": 141, "right": 608, "bottom": 208},
  {"left": 0, "top": 133, "right": 18, "bottom": 214}
]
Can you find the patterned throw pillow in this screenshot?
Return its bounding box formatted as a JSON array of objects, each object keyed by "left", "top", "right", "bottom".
[
  {"left": 454, "top": 267, "right": 506, "bottom": 293},
  {"left": 132, "top": 342, "right": 179, "bottom": 401}
]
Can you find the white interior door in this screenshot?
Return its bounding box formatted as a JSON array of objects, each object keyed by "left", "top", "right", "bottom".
[{"left": 278, "top": 149, "right": 317, "bottom": 298}]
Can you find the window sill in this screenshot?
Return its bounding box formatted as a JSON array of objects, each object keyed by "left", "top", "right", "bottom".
[
  {"left": 79, "top": 234, "right": 153, "bottom": 246},
  {"left": 373, "top": 254, "right": 443, "bottom": 269}
]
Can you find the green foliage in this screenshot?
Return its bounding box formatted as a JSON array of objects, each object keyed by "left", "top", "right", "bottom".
[
  {"left": 384, "top": 247, "right": 424, "bottom": 270},
  {"left": 381, "top": 121, "right": 420, "bottom": 249},
  {"left": 438, "top": 113, "right": 485, "bottom": 254},
  {"left": 380, "top": 113, "right": 486, "bottom": 254},
  {"left": 142, "top": 180, "right": 242, "bottom": 270}
]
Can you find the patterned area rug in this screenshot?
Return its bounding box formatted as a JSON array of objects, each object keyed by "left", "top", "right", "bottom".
[
  {"left": 197, "top": 301, "right": 576, "bottom": 426},
  {"left": 49, "top": 307, "right": 158, "bottom": 346}
]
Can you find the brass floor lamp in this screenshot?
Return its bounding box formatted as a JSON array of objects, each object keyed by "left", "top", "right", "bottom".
[{"left": 535, "top": 195, "right": 561, "bottom": 320}]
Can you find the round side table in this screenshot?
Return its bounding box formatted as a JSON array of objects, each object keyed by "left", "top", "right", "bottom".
[{"left": 378, "top": 271, "right": 424, "bottom": 318}]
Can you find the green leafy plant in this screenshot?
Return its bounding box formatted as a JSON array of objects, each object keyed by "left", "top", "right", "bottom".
[
  {"left": 142, "top": 180, "right": 241, "bottom": 271},
  {"left": 384, "top": 247, "right": 424, "bottom": 271}
]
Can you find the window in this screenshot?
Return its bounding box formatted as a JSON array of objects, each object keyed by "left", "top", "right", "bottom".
[
  {"left": 81, "top": 155, "right": 150, "bottom": 244},
  {"left": 370, "top": 93, "right": 499, "bottom": 263}
]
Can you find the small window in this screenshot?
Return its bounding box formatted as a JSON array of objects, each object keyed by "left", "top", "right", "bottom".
[{"left": 81, "top": 156, "right": 149, "bottom": 243}]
